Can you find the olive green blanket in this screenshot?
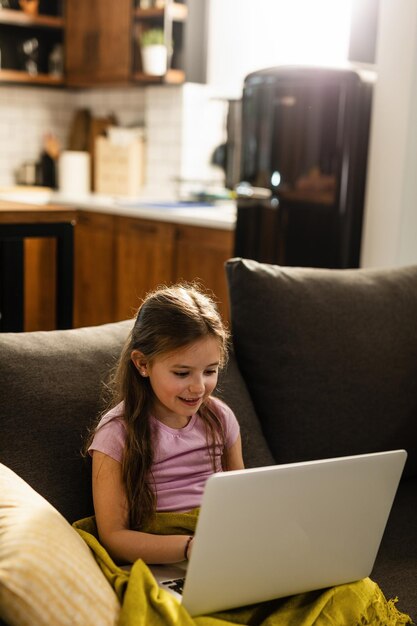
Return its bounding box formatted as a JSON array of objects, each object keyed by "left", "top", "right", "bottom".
[{"left": 73, "top": 513, "right": 412, "bottom": 626}]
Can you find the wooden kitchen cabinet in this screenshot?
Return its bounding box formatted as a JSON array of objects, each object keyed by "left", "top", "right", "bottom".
[
  {"left": 24, "top": 238, "right": 56, "bottom": 331},
  {"left": 65, "top": 0, "right": 190, "bottom": 87},
  {"left": 65, "top": 0, "right": 133, "bottom": 86},
  {"left": 114, "top": 219, "right": 234, "bottom": 324},
  {"left": 0, "top": 201, "right": 76, "bottom": 332},
  {"left": 73, "top": 211, "right": 116, "bottom": 328},
  {"left": 73, "top": 211, "right": 234, "bottom": 328},
  {"left": 114, "top": 215, "right": 176, "bottom": 320},
  {"left": 1, "top": 0, "right": 202, "bottom": 88},
  {"left": 174, "top": 225, "right": 234, "bottom": 322},
  {"left": 1, "top": 204, "right": 233, "bottom": 332},
  {"left": 0, "top": 4, "right": 64, "bottom": 86}
]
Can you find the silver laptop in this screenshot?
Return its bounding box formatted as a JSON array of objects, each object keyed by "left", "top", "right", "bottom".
[{"left": 150, "top": 450, "right": 406, "bottom": 616}]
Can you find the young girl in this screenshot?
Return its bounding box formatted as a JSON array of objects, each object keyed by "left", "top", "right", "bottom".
[{"left": 88, "top": 283, "right": 244, "bottom": 566}]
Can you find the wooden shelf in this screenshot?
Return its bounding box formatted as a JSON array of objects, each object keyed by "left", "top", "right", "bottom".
[
  {"left": 134, "top": 3, "right": 187, "bottom": 22},
  {"left": 0, "top": 69, "right": 64, "bottom": 86},
  {"left": 0, "top": 2, "right": 190, "bottom": 88},
  {"left": 0, "top": 8, "right": 63, "bottom": 29},
  {"left": 132, "top": 68, "right": 185, "bottom": 84}
]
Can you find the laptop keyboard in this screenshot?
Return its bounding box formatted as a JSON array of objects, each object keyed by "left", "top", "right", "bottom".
[{"left": 161, "top": 577, "right": 185, "bottom": 595}]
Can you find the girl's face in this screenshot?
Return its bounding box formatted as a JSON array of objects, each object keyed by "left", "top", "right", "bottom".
[{"left": 133, "top": 337, "right": 221, "bottom": 427}]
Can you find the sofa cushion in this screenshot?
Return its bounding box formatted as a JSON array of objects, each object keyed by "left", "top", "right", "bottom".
[
  {"left": 0, "top": 320, "right": 132, "bottom": 523},
  {"left": 225, "top": 258, "right": 417, "bottom": 477},
  {"left": 0, "top": 463, "right": 120, "bottom": 626}
]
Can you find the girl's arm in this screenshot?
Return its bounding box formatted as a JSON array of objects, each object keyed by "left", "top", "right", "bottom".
[
  {"left": 92, "top": 451, "right": 192, "bottom": 564},
  {"left": 223, "top": 433, "right": 245, "bottom": 471},
  {"left": 185, "top": 433, "right": 246, "bottom": 561}
]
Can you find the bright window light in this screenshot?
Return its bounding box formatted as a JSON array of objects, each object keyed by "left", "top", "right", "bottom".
[
  {"left": 208, "top": 0, "right": 354, "bottom": 97},
  {"left": 253, "top": 0, "right": 353, "bottom": 68}
]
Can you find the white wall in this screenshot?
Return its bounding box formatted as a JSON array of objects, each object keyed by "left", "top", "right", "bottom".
[
  {"left": 206, "top": 0, "right": 352, "bottom": 99},
  {"left": 360, "top": 0, "right": 417, "bottom": 267}
]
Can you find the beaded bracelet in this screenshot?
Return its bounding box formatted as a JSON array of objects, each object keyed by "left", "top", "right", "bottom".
[{"left": 184, "top": 536, "right": 193, "bottom": 560}]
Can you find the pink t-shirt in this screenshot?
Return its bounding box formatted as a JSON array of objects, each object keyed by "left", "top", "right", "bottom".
[{"left": 88, "top": 397, "right": 240, "bottom": 512}]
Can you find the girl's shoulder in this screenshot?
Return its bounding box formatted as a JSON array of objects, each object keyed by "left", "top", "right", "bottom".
[
  {"left": 208, "top": 396, "right": 238, "bottom": 427},
  {"left": 95, "top": 401, "right": 126, "bottom": 432},
  {"left": 208, "top": 396, "right": 240, "bottom": 446},
  {"left": 88, "top": 401, "right": 126, "bottom": 462},
  {"left": 208, "top": 395, "right": 231, "bottom": 414},
  {"left": 95, "top": 402, "right": 126, "bottom": 438}
]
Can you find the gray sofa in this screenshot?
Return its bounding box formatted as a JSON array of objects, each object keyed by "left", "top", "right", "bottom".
[{"left": 0, "top": 258, "right": 416, "bottom": 624}]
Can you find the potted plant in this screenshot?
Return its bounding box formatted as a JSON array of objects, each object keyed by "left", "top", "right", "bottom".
[{"left": 140, "top": 28, "right": 167, "bottom": 76}]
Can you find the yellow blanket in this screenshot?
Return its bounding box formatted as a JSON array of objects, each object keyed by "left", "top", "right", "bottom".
[{"left": 73, "top": 514, "right": 412, "bottom": 626}]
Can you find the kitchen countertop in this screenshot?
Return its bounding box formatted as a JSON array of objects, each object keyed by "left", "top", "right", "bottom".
[
  {"left": 54, "top": 193, "right": 237, "bottom": 230},
  {"left": 0, "top": 199, "right": 77, "bottom": 224},
  {"left": 0, "top": 189, "right": 236, "bottom": 231}
]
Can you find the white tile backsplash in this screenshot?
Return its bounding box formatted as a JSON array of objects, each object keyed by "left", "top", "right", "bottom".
[
  {"left": 0, "top": 83, "right": 226, "bottom": 195},
  {"left": 0, "top": 86, "right": 73, "bottom": 186}
]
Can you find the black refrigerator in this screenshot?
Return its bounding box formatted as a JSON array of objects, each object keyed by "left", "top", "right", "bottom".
[{"left": 234, "top": 66, "right": 374, "bottom": 268}]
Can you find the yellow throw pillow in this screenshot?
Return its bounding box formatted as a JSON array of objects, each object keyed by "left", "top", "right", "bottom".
[{"left": 0, "top": 463, "right": 120, "bottom": 626}]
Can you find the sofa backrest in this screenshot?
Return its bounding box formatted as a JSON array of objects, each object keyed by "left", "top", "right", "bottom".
[
  {"left": 0, "top": 321, "right": 132, "bottom": 522},
  {"left": 0, "top": 318, "right": 273, "bottom": 523},
  {"left": 226, "top": 258, "right": 417, "bottom": 479}
]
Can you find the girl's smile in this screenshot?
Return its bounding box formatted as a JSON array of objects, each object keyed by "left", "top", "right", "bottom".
[{"left": 132, "top": 337, "right": 221, "bottom": 429}]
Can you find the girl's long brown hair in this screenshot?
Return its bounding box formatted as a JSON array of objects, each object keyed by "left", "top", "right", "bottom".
[{"left": 88, "top": 283, "right": 229, "bottom": 530}]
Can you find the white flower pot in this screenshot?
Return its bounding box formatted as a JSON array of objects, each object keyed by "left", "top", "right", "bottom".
[{"left": 142, "top": 45, "right": 167, "bottom": 76}]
